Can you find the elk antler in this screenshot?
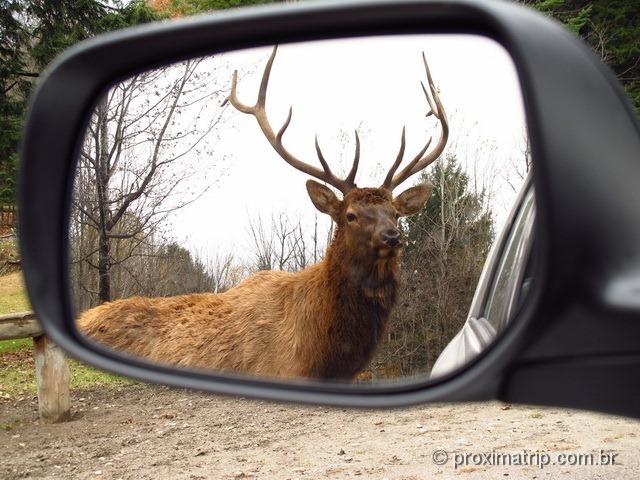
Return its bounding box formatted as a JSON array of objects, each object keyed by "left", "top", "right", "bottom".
[
  {"left": 381, "top": 52, "right": 449, "bottom": 191},
  {"left": 223, "top": 46, "right": 360, "bottom": 195}
]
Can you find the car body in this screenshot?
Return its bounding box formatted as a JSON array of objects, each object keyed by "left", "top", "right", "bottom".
[{"left": 432, "top": 174, "right": 535, "bottom": 377}]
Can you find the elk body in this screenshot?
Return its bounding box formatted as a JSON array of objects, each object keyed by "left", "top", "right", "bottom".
[{"left": 79, "top": 47, "right": 449, "bottom": 380}]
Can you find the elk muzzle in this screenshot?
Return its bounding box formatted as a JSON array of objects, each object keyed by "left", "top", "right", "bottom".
[
  {"left": 374, "top": 221, "right": 402, "bottom": 252},
  {"left": 381, "top": 228, "right": 401, "bottom": 247}
]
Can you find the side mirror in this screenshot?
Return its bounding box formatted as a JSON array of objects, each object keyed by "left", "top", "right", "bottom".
[{"left": 19, "top": 0, "right": 640, "bottom": 417}]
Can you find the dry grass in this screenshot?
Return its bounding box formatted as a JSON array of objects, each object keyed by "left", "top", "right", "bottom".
[
  {"left": 0, "top": 272, "right": 30, "bottom": 315},
  {"left": 0, "top": 271, "right": 133, "bottom": 399}
]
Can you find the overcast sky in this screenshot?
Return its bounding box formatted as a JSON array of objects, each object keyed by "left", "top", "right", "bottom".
[{"left": 96, "top": 34, "right": 529, "bottom": 265}]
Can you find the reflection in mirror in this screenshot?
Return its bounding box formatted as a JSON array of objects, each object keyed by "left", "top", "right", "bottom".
[{"left": 69, "top": 35, "right": 532, "bottom": 383}]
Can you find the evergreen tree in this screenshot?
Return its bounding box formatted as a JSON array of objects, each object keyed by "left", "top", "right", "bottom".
[
  {"left": 0, "top": 1, "right": 159, "bottom": 205},
  {"left": 148, "top": 0, "right": 286, "bottom": 17},
  {"left": 0, "top": 2, "right": 30, "bottom": 204},
  {"left": 524, "top": 0, "right": 640, "bottom": 114},
  {"left": 371, "top": 156, "right": 494, "bottom": 377}
]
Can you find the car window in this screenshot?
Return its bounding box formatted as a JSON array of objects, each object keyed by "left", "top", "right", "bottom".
[
  {"left": 430, "top": 184, "right": 535, "bottom": 378},
  {"left": 483, "top": 187, "right": 536, "bottom": 332}
]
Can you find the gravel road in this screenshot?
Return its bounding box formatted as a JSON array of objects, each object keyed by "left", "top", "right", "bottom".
[{"left": 2, "top": 384, "right": 639, "bottom": 479}]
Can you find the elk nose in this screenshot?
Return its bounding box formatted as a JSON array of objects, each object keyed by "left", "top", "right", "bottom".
[{"left": 382, "top": 229, "right": 401, "bottom": 247}]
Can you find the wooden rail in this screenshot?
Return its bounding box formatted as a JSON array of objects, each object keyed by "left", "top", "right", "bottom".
[
  {"left": 0, "top": 311, "right": 42, "bottom": 339},
  {"left": 0, "top": 312, "right": 70, "bottom": 423}
]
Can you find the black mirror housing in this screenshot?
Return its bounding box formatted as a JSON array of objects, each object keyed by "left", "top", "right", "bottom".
[{"left": 19, "top": 0, "right": 640, "bottom": 416}]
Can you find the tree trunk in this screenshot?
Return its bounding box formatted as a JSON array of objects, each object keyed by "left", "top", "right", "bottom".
[
  {"left": 96, "top": 97, "right": 111, "bottom": 304},
  {"left": 98, "top": 232, "right": 111, "bottom": 302}
]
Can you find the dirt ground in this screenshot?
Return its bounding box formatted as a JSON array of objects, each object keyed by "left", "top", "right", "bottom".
[{"left": 2, "top": 384, "right": 639, "bottom": 480}]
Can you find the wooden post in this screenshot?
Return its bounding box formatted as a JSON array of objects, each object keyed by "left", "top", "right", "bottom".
[
  {"left": 1, "top": 311, "right": 72, "bottom": 423},
  {"left": 33, "top": 335, "right": 71, "bottom": 423}
]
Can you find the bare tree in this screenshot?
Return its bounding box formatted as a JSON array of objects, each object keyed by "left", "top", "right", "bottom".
[
  {"left": 273, "top": 213, "right": 297, "bottom": 271},
  {"left": 247, "top": 212, "right": 330, "bottom": 273},
  {"left": 208, "top": 251, "right": 236, "bottom": 293},
  {"left": 505, "top": 128, "right": 532, "bottom": 193},
  {"left": 70, "top": 57, "right": 228, "bottom": 305},
  {"left": 247, "top": 215, "right": 275, "bottom": 271}
]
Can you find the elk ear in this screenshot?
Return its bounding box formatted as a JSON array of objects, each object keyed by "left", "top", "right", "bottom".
[
  {"left": 306, "top": 180, "right": 341, "bottom": 221},
  {"left": 394, "top": 182, "right": 433, "bottom": 216}
]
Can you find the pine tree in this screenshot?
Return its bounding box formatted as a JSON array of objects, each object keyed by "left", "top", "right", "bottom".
[
  {"left": 371, "top": 156, "right": 494, "bottom": 378},
  {"left": 524, "top": 0, "right": 640, "bottom": 114}
]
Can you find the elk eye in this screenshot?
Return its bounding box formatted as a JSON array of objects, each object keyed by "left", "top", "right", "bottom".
[{"left": 346, "top": 213, "right": 357, "bottom": 222}]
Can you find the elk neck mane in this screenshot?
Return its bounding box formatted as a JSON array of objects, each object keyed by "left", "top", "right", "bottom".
[{"left": 300, "top": 188, "right": 400, "bottom": 379}]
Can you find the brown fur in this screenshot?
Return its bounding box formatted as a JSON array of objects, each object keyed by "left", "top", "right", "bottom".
[{"left": 78, "top": 185, "right": 430, "bottom": 380}]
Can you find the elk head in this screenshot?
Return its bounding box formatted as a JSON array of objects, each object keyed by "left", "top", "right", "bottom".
[{"left": 224, "top": 46, "right": 448, "bottom": 260}]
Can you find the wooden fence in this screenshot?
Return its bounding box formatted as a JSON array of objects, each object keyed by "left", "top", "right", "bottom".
[
  {"left": 0, "top": 312, "right": 70, "bottom": 423},
  {"left": 0, "top": 204, "right": 17, "bottom": 229}
]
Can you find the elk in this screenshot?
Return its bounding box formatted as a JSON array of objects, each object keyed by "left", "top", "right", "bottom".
[{"left": 78, "top": 46, "right": 449, "bottom": 380}]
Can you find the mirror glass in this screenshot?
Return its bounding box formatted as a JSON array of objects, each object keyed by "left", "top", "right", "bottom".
[{"left": 69, "top": 35, "right": 533, "bottom": 383}]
